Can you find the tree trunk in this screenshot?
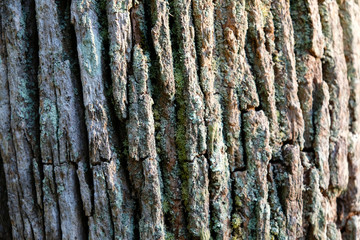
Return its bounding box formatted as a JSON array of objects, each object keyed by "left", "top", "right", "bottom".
[{"left": 1, "top": 0, "right": 360, "bottom": 239}]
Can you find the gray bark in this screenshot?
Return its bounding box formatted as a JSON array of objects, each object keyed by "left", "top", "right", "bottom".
[{"left": 1, "top": 0, "right": 360, "bottom": 239}]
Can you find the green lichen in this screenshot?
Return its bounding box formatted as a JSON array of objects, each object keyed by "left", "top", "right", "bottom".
[
  {"left": 80, "top": 28, "right": 102, "bottom": 77},
  {"left": 174, "top": 62, "right": 189, "bottom": 207}
]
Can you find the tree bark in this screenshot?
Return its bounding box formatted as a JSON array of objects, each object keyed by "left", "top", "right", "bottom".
[{"left": 0, "top": 0, "right": 360, "bottom": 239}]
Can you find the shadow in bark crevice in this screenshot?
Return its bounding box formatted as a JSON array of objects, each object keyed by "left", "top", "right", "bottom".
[{"left": 0, "top": 155, "right": 11, "bottom": 240}]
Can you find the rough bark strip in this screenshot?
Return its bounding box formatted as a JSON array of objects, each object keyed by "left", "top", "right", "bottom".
[
  {"left": 213, "top": 4, "right": 262, "bottom": 236},
  {"left": 98, "top": 3, "right": 137, "bottom": 239},
  {"left": 148, "top": 0, "right": 188, "bottom": 237},
  {"left": 303, "top": 167, "right": 327, "bottom": 239},
  {"left": 71, "top": 1, "right": 135, "bottom": 238},
  {"left": 89, "top": 165, "right": 113, "bottom": 239},
  {"left": 71, "top": 0, "right": 111, "bottom": 166},
  {"left": 190, "top": 0, "right": 220, "bottom": 238},
  {"left": 319, "top": 0, "right": 350, "bottom": 194},
  {"left": 337, "top": 0, "right": 360, "bottom": 135},
  {"left": 187, "top": 156, "right": 210, "bottom": 240},
  {"left": 268, "top": 146, "right": 303, "bottom": 239},
  {"left": 313, "top": 82, "right": 331, "bottom": 190},
  {"left": 327, "top": 222, "right": 342, "bottom": 240},
  {"left": 55, "top": 0, "right": 94, "bottom": 221},
  {"left": 297, "top": 56, "right": 322, "bottom": 150},
  {"left": 104, "top": 157, "right": 135, "bottom": 240},
  {"left": 289, "top": 2, "right": 332, "bottom": 238},
  {"left": 270, "top": 0, "right": 304, "bottom": 146},
  {"left": 228, "top": 1, "right": 259, "bottom": 111},
  {"left": 246, "top": 0, "right": 280, "bottom": 153},
  {"left": 55, "top": 163, "right": 86, "bottom": 238},
  {"left": 150, "top": 0, "right": 175, "bottom": 101},
  {"left": 171, "top": 5, "right": 212, "bottom": 232},
  {"left": 0, "top": 13, "right": 16, "bottom": 239},
  {"left": 172, "top": 0, "right": 206, "bottom": 165},
  {"left": 127, "top": 44, "right": 165, "bottom": 239},
  {"left": 290, "top": 0, "right": 325, "bottom": 150},
  {"left": 41, "top": 164, "right": 61, "bottom": 239},
  {"left": 267, "top": 164, "right": 287, "bottom": 239},
  {"left": 107, "top": 0, "right": 132, "bottom": 120},
  {"left": 282, "top": 144, "right": 303, "bottom": 238},
  {"left": 262, "top": 3, "right": 307, "bottom": 234},
  {"left": 217, "top": 0, "right": 259, "bottom": 172},
  {"left": 1, "top": 0, "right": 44, "bottom": 239},
  {"left": 171, "top": 0, "right": 207, "bottom": 238},
  {"left": 191, "top": 0, "right": 232, "bottom": 237},
  {"left": 207, "top": 98, "right": 231, "bottom": 239},
  {"left": 231, "top": 171, "right": 247, "bottom": 240},
  {"left": 71, "top": 2, "right": 114, "bottom": 238},
  {"left": 191, "top": 0, "right": 215, "bottom": 125},
  {"left": 337, "top": 0, "right": 360, "bottom": 225},
  {"left": 232, "top": 110, "right": 271, "bottom": 239},
  {"left": 35, "top": 0, "right": 89, "bottom": 238},
  {"left": 291, "top": 0, "right": 325, "bottom": 59}
]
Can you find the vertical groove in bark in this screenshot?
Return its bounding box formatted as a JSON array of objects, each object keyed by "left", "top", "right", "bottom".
[
  {"left": 290, "top": 0, "right": 325, "bottom": 154},
  {"left": 71, "top": 1, "right": 113, "bottom": 237},
  {"left": 100, "top": 2, "right": 137, "bottom": 239}
]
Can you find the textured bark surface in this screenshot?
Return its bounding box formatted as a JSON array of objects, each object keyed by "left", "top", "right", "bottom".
[{"left": 1, "top": 0, "right": 360, "bottom": 239}]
